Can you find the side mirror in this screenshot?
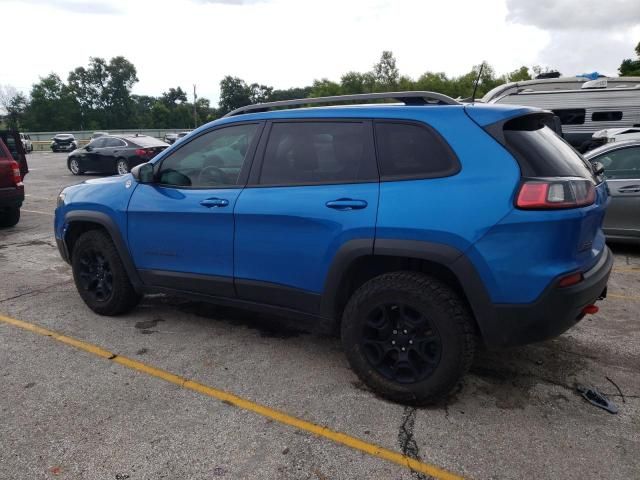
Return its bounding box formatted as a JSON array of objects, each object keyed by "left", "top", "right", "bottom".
[
  {"left": 131, "top": 162, "right": 155, "bottom": 183},
  {"left": 592, "top": 161, "right": 605, "bottom": 176}
]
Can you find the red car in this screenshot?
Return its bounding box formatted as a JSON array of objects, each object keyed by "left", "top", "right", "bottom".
[{"left": 0, "top": 131, "right": 29, "bottom": 227}]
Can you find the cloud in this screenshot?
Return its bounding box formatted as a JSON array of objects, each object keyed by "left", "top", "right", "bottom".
[
  {"left": 191, "top": 0, "right": 266, "bottom": 4},
  {"left": 506, "top": 0, "right": 640, "bottom": 30},
  {"left": 17, "top": 0, "right": 121, "bottom": 14}
]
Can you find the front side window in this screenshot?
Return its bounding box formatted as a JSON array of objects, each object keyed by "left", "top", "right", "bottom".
[
  {"left": 259, "top": 121, "right": 376, "bottom": 185},
  {"left": 90, "top": 138, "right": 107, "bottom": 148},
  {"left": 596, "top": 147, "right": 640, "bottom": 180},
  {"left": 158, "top": 123, "right": 258, "bottom": 188},
  {"left": 374, "top": 122, "right": 459, "bottom": 180}
]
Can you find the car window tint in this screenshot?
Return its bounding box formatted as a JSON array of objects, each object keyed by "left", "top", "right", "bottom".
[
  {"left": 552, "top": 109, "right": 585, "bottom": 125},
  {"left": 598, "top": 147, "right": 640, "bottom": 180},
  {"left": 158, "top": 123, "right": 258, "bottom": 188},
  {"left": 105, "top": 138, "right": 125, "bottom": 147},
  {"left": 92, "top": 138, "right": 107, "bottom": 148},
  {"left": 374, "top": 122, "right": 459, "bottom": 180},
  {"left": 259, "top": 122, "right": 376, "bottom": 185}
]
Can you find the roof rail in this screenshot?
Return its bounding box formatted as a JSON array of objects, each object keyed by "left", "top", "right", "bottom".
[{"left": 223, "top": 91, "right": 460, "bottom": 117}]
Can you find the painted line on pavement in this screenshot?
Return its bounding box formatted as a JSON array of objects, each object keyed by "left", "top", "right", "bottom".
[{"left": 0, "top": 313, "right": 464, "bottom": 480}]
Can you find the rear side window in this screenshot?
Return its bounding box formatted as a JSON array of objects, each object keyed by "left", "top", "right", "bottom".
[
  {"left": 552, "top": 109, "right": 585, "bottom": 125},
  {"left": 374, "top": 122, "right": 459, "bottom": 180},
  {"left": 105, "top": 138, "right": 126, "bottom": 147},
  {"left": 592, "top": 111, "right": 623, "bottom": 122},
  {"left": 259, "top": 122, "right": 377, "bottom": 185},
  {"left": 502, "top": 114, "right": 595, "bottom": 179}
]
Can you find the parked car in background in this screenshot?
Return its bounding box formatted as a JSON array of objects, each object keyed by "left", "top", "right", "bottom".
[
  {"left": 176, "top": 131, "right": 190, "bottom": 142},
  {"left": 51, "top": 134, "right": 78, "bottom": 152},
  {"left": 55, "top": 91, "right": 612, "bottom": 405},
  {"left": 0, "top": 131, "right": 28, "bottom": 227},
  {"left": 67, "top": 134, "right": 169, "bottom": 175},
  {"left": 91, "top": 131, "right": 109, "bottom": 140},
  {"left": 19, "top": 133, "right": 33, "bottom": 153},
  {"left": 585, "top": 140, "right": 640, "bottom": 243},
  {"left": 582, "top": 126, "right": 640, "bottom": 152},
  {"left": 163, "top": 132, "right": 178, "bottom": 144}
]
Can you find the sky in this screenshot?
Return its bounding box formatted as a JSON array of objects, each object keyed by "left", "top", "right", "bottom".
[{"left": 1, "top": 0, "right": 639, "bottom": 105}]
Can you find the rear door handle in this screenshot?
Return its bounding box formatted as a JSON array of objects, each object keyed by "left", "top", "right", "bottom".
[
  {"left": 200, "top": 198, "right": 229, "bottom": 208},
  {"left": 325, "top": 198, "right": 368, "bottom": 211},
  {"left": 618, "top": 185, "right": 640, "bottom": 193}
]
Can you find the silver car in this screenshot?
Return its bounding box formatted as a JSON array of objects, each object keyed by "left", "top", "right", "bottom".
[{"left": 585, "top": 140, "right": 640, "bottom": 243}]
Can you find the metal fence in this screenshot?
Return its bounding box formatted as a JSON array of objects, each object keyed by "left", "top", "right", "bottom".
[{"left": 25, "top": 128, "right": 190, "bottom": 151}]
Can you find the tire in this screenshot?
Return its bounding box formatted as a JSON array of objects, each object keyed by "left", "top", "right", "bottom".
[
  {"left": 341, "top": 271, "right": 476, "bottom": 405},
  {"left": 116, "top": 158, "right": 129, "bottom": 175},
  {"left": 71, "top": 230, "right": 141, "bottom": 315},
  {"left": 0, "top": 207, "right": 20, "bottom": 228},
  {"left": 69, "top": 158, "right": 83, "bottom": 175}
]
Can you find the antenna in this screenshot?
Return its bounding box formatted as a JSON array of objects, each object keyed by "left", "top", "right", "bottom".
[{"left": 471, "top": 62, "right": 485, "bottom": 103}]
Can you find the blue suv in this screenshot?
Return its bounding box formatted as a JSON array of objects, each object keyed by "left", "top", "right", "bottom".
[{"left": 55, "top": 92, "right": 612, "bottom": 404}]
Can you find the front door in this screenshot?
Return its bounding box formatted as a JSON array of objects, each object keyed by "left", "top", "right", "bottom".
[
  {"left": 234, "top": 120, "right": 379, "bottom": 314},
  {"left": 127, "top": 122, "right": 263, "bottom": 297},
  {"left": 598, "top": 145, "right": 640, "bottom": 240}
]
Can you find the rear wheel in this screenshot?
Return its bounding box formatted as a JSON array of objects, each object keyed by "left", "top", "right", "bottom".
[
  {"left": 116, "top": 158, "right": 129, "bottom": 175},
  {"left": 69, "top": 158, "right": 83, "bottom": 175},
  {"left": 71, "top": 230, "right": 141, "bottom": 315},
  {"left": 341, "top": 271, "right": 476, "bottom": 405},
  {"left": 0, "top": 207, "right": 20, "bottom": 228}
]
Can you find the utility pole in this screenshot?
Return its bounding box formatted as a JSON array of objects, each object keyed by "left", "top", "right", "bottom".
[{"left": 193, "top": 84, "right": 198, "bottom": 128}]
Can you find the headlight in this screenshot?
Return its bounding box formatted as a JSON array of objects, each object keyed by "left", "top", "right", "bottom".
[{"left": 57, "top": 191, "right": 66, "bottom": 207}]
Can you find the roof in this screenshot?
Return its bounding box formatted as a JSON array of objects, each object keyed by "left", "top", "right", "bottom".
[{"left": 584, "top": 140, "right": 640, "bottom": 159}]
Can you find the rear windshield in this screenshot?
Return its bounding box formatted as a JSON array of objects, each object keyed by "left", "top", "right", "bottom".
[
  {"left": 0, "top": 139, "right": 11, "bottom": 159},
  {"left": 502, "top": 114, "right": 595, "bottom": 180}
]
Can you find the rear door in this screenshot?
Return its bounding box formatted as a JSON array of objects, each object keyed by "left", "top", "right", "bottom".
[
  {"left": 233, "top": 120, "right": 379, "bottom": 314},
  {"left": 0, "top": 130, "right": 28, "bottom": 177},
  {"left": 595, "top": 145, "right": 640, "bottom": 239},
  {"left": 101, "top": 137, "right": 127, "bottom": 173}
]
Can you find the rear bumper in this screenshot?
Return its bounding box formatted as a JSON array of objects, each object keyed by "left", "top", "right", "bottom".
[
  {"left": 481, "top": 247, "right": 613, "bottom": 347},
  {"left": 0, "top": 186, "right": 24, "bottom": 209}
]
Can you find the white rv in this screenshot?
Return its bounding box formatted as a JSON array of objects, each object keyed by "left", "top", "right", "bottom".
[{"left": 482, "top": 76, "right": 640, "bottom": 150}]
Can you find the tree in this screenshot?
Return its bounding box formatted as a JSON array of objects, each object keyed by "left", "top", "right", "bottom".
[
  {"left": 24, "top": 74, "right": 80, "bottom": 131},
  {"left": 310, "top": 78, "right": 341, "bottom": 97},
  {"left": 248, "top": 83, "right": 273, "bottom": 104},
  {"left": 161, "top": 87, "right": 188, "bottom": 107},
  {"left": 619, "top": 41, "right": 640, "bottom": 76},
  {"left": 67, "top": 56, "right": 138, "bottom": 129},
  {"left": 507, "top": 66, "right": 532, "bottom": 82},
  {"left": 340, "top": 71, "right": 376, "bottom": 94},
  {"left": 0, "top": 86, "right": 28, "bottom": 130},
  {"left": 218, "top": 76, "right": 252, "bottom": 115},
  {"left": 372, "top": 51, "right": 399, "bottom": 88}
]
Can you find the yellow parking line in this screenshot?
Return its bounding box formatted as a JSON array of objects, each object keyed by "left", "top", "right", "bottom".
[
  {"left": 612, "top": 267, "right": 640, "bottom": 273},
  {"left": 0, "top": 313, "right": 464, "bottom": 480},
  {"left": 608, "top": 293, "right": 640, "bottom": 301}
]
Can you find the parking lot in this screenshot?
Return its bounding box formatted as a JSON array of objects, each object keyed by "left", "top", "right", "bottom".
[{"left": 0, "top": 151, "right": 639, "bottom": 479}]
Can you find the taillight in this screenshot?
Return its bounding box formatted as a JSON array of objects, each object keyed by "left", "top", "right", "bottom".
[
  {"left": 516, "top": 179, "right": 595, "bottom": 209},
  {"left": 558, "top": 272, "right": 583, "bottom": 288},
  {"left": 10, "top": 161, "right": 23, "bottom": 187},
  {"left": 135, "top": 148, "right": 150, "bottom": 158}
]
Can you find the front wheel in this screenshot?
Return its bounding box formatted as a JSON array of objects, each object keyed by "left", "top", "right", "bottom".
[
  {"left": 116, "top": 159, "right": 129, "bottom": 175},
  {"left": 69, "top": 158, "right": 83, "bottom": 175},
  {"left": 0, "top": 207, "right": 20, "bottom": 228},
  {"left": 341, "top": 271, "right": 476, "bottom": 405},
  {"left": 71, "top": 230, "right": 141, "bottom": 315}
]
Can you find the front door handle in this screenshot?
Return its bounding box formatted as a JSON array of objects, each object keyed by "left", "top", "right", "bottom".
[
  {"left": 200, "top": 198, "right": 229, "bottom": 208},
  {"left": 618, "top": 185, "right": 640, "bottom": 193},
  {"left": 325, "top": 198, "right": 368, "bottom": 211}
]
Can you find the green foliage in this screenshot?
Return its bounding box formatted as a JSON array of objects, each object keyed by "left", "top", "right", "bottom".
[
  {"left": 24, "top": 74, "right": 80, "bottom": 131},
  {"left": 507, "top": 66, "right": 532, "bottom": 82},
  {"left": 619, "top": 41, "right": 640, "bottom": 76}
]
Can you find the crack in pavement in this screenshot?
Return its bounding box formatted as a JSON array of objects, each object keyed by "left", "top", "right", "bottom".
[
  {"left": 0, "top": 281, "right": 73, "bottom": 304},
  {"left": 398, "top": 406, "right": 430, "bottom": 480}
]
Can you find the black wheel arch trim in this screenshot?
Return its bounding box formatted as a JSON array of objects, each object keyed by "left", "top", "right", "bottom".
[
  {"left": 63, "top": 210, "right": 143, "bottom": 291},
  {"left": 321, "top": 238, "right": 495, "bottom": 340}
]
